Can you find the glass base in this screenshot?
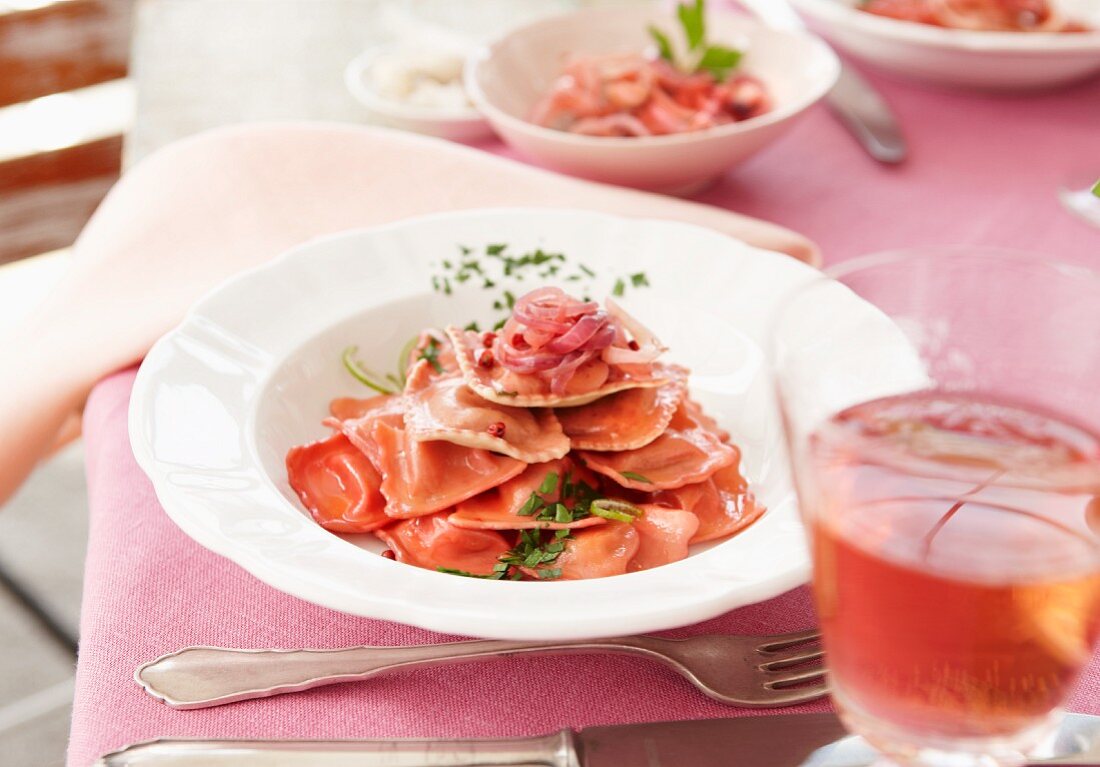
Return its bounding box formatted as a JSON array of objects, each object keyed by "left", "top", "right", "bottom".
[{"left": 832, "top": 687, "right": 1063, "bottom": 767}]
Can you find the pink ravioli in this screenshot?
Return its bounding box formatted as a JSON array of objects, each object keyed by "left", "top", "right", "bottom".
[
  {"left": 403, "top": 360, "right": 569, "bottom": 463},
  {"left": 285, "top": 433, "right": 389, "bottom": 534},
  {"left": 446, "top": 326, "right": 668, "bottom": 408},
  {"left": 556, "top": 366, "right": 687, "bottom": 451},
  {"left": 652, "top": 462, "right": 765, "bottom": 543},
  {"left": 375, "top": 513, "right": 512, "bottom": 576},
  {"left": 547, "top": 522, "right": 640, "bottom": 580},
  {"left": 628, "top": 506, "right": 700, "bottom": 572},
  {"left": 350, "top": 419, "right": 526, "bottom": 519},
  {"left": 329, "top": 392, "right": 404, "bottom": 423},
  {"left": 449, "top": 458, "right": 607, "bottom": 531},
  {"left": 577, "top": 400, "right": 738, "bottom": 491}
]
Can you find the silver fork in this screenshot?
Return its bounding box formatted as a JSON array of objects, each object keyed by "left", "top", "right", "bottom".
[{"left": 135, "top": 629, "right": 826, "bottom": 710}]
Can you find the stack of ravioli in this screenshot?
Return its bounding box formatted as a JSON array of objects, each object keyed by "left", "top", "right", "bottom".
[{"left": 287, "top": 307, "right": 763, "bottom": 581}]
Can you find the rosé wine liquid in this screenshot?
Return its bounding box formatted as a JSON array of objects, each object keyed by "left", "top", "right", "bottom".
[{"left": 807, "top": 392, "right": 1100, "bottom": 743}]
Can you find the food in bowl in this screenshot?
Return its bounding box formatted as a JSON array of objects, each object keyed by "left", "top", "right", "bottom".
[
  {"left": 859, "top": 0, "right": 1091, "bottom": 32},
  {"left": 530, "top": 0, "right": 772, "bottom": 137},
  {"left": 368, "top": 46, "right": 472, "bottom": 110},
  {"left": 286, "top": 284, "right": 763, "bottom": 582}
]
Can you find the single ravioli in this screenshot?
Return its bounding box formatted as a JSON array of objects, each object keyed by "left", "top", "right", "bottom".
[
  {"left": 448, "top": 458, "right": 607, "bottom": 531},
  {"left": 555, "top": 365, "right": 688, "bottom": 451},
  {"left": 403, "top": 360, "right": 569, "bottom": 463},
  {"left": 327, "top": 391, "right": 405, "bottom": 425},
  {"left": 375, "top": 512, "right": 512, "bottom": 576},
  {"left": 527, "top": 522, "right": 639, "bottom": 580},
  {"left": 446, "top": 325, "right": 668, "bottom": 408},
  {"left": 577, "top": 400, "right": 738, "bottom": 491},
  {"left": 286, "top": 432, "right": 389, "bottom": 534},
  {"left": 651, "top": 461, "right": 765, "bottom": 543},
  {"left": 341, "top": 418, "right": 526, "bottom": 518},
  {"left": 628, "top": 506, "right": 700, "bottom": 572}
]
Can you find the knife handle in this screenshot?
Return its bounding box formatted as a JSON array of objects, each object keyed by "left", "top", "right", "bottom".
[{"left": 96, "top": 732, "right": 580, "bottom": 767}]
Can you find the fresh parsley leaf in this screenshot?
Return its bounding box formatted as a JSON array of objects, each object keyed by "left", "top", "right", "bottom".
[
  {"left": 537, "top": 568, "right": 562, "bottom": 580},
  {"left": 538, "top": 472, "right": 559, "bottom": 495},
  {"left": 649, "top": 24, "right": 674, "bottom": 62},
  {"left": 698, "top": 44, "right": 742, "bottom": 81},
  {"left": 677, "top": 0, "right": 706, "bottom": 50},
  {"left": 464, "top": 320, "right": 481, "bottom": 332},
  {"left": 503, "top": 290, "right": 516, "bottom": 310},
  {"left": 518, "top": 494, "right": 543, "bottom": 517},
  {"left": 612, "top": 278, "right": 626, "bottom": 297},
  {"left": 630, "top": 272, "right": 650, "bottom": 288},
  {"left": 620, "top": 471, "right": 652, "bottom": 483},
  {"left": 486, "top": 243, "right": 508, "bottom": 256}
]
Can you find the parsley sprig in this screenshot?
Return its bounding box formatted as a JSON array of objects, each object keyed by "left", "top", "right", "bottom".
[{"left": 649, "top": 0, "right": 744, "bottom": 81}]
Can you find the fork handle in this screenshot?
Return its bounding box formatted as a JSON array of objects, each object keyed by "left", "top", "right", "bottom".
[{"left": 136, "top": 637, "right": 665, "bottom": 709}]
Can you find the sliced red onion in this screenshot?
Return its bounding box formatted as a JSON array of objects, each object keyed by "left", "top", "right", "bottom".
[{"left": 545, "top": 311, "right": 611, "bottom": 354}]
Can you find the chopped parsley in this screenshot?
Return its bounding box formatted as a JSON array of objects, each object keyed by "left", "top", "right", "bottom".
[
  {"left": 429, "top": 242, "right": 652, "bottom": 328},
  {"left": 417, "top": 337, "right": 444, "bottom": 373},
  {"left": 620, "top": 471, "right": 652, "bottom": 483}
]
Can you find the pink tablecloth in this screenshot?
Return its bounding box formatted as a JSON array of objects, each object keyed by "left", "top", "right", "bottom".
[{"left": 68, "top": 68, "right": 1100, "bottom": 765}]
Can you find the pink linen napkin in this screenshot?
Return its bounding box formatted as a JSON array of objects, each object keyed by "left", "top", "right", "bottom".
[{"left": 69, "top": 69, "right": 1100, "bottom": 765}]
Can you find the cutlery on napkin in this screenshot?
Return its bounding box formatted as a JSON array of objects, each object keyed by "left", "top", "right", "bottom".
[
  {"left": 0, "top": 122, "right": 819, "bottom": 508},
  {"left": 94, "top": 713, "right": 1100, "bottom": 766}
]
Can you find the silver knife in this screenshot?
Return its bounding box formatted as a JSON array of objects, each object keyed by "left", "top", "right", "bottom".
[
  {"left": 94, "top": 713, "right": 1100, "bottom": 766},
  {"left": 737, "top": 0, "right": 907, "bottom": 164}
]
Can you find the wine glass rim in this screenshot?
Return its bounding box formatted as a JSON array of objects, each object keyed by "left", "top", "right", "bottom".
[{"left": 823, "top": 245, "right": 1100, "bottom": 285}]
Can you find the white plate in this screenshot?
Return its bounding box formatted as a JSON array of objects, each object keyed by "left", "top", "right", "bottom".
[
  {"left": 791, "top": 0, "right": 1100, "bottom": 90},
  {"left": 465, "top": 6, "right": 839, "bottom": 193},
  {"left": 129, "top": 209, "right": 918, "bottom": 640}
]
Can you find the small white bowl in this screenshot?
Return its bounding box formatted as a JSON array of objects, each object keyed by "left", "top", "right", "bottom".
[
  {"left": 465, "top": 6, "right": 840, "bottom": 193},
  {"left": 345, "top": 45, "right": 494, "bottom": 142},
  {"left": 790, "top": 0, "right": 1100, "bottom": 90}
]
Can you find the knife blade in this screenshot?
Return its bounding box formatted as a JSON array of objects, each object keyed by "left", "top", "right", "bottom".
[
  {"left": 95, "top": 713, "right": 1100, "bottom": 766},
  {"left": 735, "top": 0, "right": 907, "bottom": 164}
]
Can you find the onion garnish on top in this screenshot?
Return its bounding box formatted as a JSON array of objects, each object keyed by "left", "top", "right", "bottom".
[{"left": 495, "top": 288, "right": 659, "bottom": 395}]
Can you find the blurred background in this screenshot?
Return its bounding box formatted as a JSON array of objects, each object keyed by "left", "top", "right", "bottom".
[{"left": 1, "top": 1, "right": 129, "bottom": 762}]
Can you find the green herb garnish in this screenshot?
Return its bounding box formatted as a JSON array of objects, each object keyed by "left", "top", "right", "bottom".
[
  {"left": 538, "top": 471, "right": 559, "bottom": 495},
  {"left": 417, "top": 336, "right": 444, "bottom": 373},
  {"left": 630, "top": 272, "right": 650, "bottom": 288},
  {"left": 620, "top": 471, "right": 652, "bottom": 483},
  {"left": 590, "top": 499, "right": 644, "bottom": 523},
  {"left": 342, "top": 346, "right": 397, "bottom": 394},
  {"left": 650, "top": 0, "right": 745, "bottom": 81},
  {"left": 612, "top": 278, "right": 626, "bottom": 297},
  {"left": 1093, "top": 179, "right": 1100, "bottom": 198}
]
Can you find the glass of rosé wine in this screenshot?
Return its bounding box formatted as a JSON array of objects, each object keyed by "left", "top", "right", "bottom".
[{"left": 771, "top": 247, "right": 1100, "bottom": 767}]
